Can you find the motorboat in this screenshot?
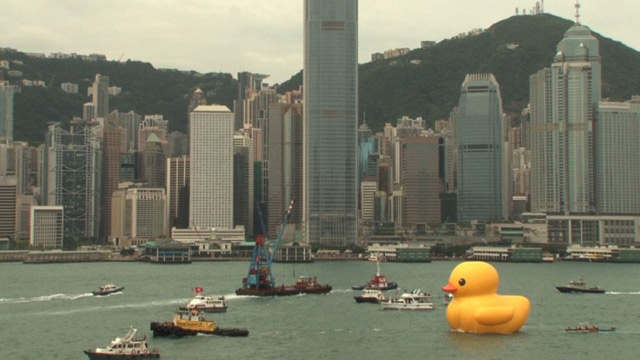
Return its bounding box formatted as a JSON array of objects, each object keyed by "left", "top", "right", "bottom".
[
  {"left": 92, "top": 284, "right": 124, "bottom": 296},
  {"left": 381, "top": 289, "right": 434, "bottom": 310},
  {"left": 187, "top": 287, "right": 227, "bottom": 313},
  {"left": 565, "top": 322, "right": 616, "bottom": 333},
  {"left": 354, "top": 289, "right": 388, "bottom": 304},
  {"left": 556, "top": 279, "right": 605, "bottom": 294},
  {"left": 444, "top": 292, "right": 453, "bottom": 306},
  {"left": 351, "top": 260, "right": 398, "bottom": 291},
  {"left": 84, "top": 327, "right": 159, "bottom": 359}
]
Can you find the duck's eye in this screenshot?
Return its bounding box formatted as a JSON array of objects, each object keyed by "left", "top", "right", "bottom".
[{"left": 458, "top": 278, "right": 466, "bottom": 286}]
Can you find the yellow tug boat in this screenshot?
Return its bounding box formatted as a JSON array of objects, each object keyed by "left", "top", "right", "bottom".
[{"left": 150, "top": 308, "right": 248, "bottom": 337}]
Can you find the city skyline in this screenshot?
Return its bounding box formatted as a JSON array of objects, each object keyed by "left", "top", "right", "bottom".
[{"left": 2, "top": 1, "right": 639, "bottom": 84}]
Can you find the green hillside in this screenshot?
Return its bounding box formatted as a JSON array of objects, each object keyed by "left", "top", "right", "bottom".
[
  {"left": 282, "top": 14, "right": 640, "bottom": 132},
  {"left": 0, "top": 50, "right": 236, "bottom": 145},
  {"left": 3, "top": 13, "right": 639, "bottom": 145}
]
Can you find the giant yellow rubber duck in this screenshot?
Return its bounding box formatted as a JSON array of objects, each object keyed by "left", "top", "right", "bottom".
[{"left": 442, "top": 261, "right": 530, "bottom": 334}]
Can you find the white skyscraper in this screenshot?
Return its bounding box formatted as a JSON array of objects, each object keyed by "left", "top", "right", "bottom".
[{"left": 189, "top": 105, "right": 234, "bottom": 229}]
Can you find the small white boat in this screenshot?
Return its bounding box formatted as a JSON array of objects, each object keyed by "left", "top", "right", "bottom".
[
  {"left": 381, "top": 289, "right": 434, "bottom": 310},
  {"left": 355, "top": 289, "right": 388, "bottom": 304},
  {"left": 84, "top": 327, "right": 159, "bottom": 359},
  {"left": 187, "top": 294, "right": 227, "bottom": 313}
]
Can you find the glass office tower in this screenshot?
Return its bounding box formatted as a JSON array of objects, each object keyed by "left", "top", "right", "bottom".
[{"left": 303, "top": 0, "right": 358, "bottom": 246}]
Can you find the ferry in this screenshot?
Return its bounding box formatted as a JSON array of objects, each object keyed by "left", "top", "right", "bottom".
[
  {"left": 84, "top": 327, "right": 159, "bottom": 359},
  {"left": 187, "top": 287, "right": 227, "bottom": 313},
  {"left": 381, "top": 289, "right": 434, "bottom": 310}
]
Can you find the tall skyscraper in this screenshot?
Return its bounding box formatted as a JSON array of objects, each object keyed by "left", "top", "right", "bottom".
[
  {"left": 166, "top": 155, "right": 190, "bottom": 228},
  {"left": 400, "top": 136, "right": 441, "bottom": 228},
  {"left": 455, "top": 74, "right": 509, "bottom": 221},
  {"left": 0, "top": 82, "right": 15, "bottom": 144},
  {"left": 91, "top": 74, "right": 109, "bottom": 118},
  {"left": 140, "top": 133, "right": 166, "bottom": 187},
  {"left": 595, "top": 99, "right": 640, "bottom": 214},
  {"left": 189, "top": 105, "right": 234, "bottom": 229},
  {"left": 268, "top": 103, "right": 303, "bottom": 239},
  {"left": 529, "top": 19, "right": 600, "bottom": 214},
  {"left": 43, "top": 122, "right": 101, "bottom": 240},
  {"left": 102, "top": 115, "right": 123, "bottom": 239},
  {"left": 303, "top": 0, "right": 358, "bottom": 246},
  {"left": 233, "top": 133, "right": 254, "bottom": 236}
]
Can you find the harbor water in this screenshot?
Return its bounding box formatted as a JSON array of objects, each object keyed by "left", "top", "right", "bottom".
[{"left": 1, "top": 260, "right": 639, "bottom": 359}]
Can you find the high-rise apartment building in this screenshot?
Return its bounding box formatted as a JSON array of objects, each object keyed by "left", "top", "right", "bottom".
[
  {"left": 267, "top": 103, "right": 303, "bottom": 239},
  {"left": 30, "top": 206, "right": 63, "bottom": 249},
  {"left": 0, "top": 176, "right": 17, "bottom": 240},
  {"left": 236, "top": 72, "right": 270, "bottom": 130},
  {"left": 360, "top": 178, "right": 377, "bottom": 221},
  {"left": 595, "top": 99, "right": 640, "bottom": 214},
  {"left": 189, "top": 105, "right": 234, "bottom": 229},
  {"left": 91, "top": 74, "right": 109, "bottom": 118},
  {"left": 0, "top": 82, "right": 15, "bottom": 144},
  {"left": 303, "top": 0, "right": 358, "bottom": 246},
  {"left": 455, "top": 73, "right": 509, "bottom": 221},
  {"left": 529, "top": 21, "right": 600, "bottom": 215}
]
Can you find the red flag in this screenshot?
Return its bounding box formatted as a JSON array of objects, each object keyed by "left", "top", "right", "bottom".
[{"left": 194, "top": 287, "right": 203, "bottom": 293}]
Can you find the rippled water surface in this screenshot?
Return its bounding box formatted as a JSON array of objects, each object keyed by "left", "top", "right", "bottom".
[{"left": 1, "top": 260, "right": 639, "bottom": 359}]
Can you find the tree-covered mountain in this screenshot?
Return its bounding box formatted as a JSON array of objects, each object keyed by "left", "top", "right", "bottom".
[
  {"left": 281, "top": 14, "right": 640, "bottom": 132},
  {"left": 3, "top": 13, "right": 640, "bottom": 145},
  {"left": 1, "top": 50, "right": 237, "bottom": 145}
]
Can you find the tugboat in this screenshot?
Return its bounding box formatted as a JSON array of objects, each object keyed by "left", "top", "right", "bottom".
[
  {"left": 84, "top": 327, "right": 159, "bottom": 359},
  {"left": 354, "top": 289, "right": 388, "bottom": 304},
  {"left": 556, "top": 279, "right": 605, "bottom": 294},
  {"left": 187, "top": 287, "right": 227, "bottom": 313},
  {"left": 92, "top": 284, "right": 124, "bottom": 296},
  {"left": 150, "top": 308, "right": 249, "bottom": 337},
  {"left": 236, "top": 199, "right": 332, "bottom": 296},
  {"left": 351, "top": 260, "right": 398, "bottom": 291}
]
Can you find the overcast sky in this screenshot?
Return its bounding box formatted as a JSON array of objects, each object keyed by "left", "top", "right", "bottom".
[{"left": 3, "top": 0, "right": 638, "bottom": 84}]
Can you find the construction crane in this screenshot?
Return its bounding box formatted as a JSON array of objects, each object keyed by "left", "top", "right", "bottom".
[{"left": 241, "top": 198, "right": 295, "bottom": 290}]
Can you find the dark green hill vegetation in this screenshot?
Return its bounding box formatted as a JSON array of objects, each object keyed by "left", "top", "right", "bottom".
[
  {"left": 281, "top": 14, "right": 640, "bottom": 132},
  {"left": 3, "top": 14, "right": 639, "bottom": 144},
  {"left": 1, "top": 49, "right": 236, "bottom": 145}
]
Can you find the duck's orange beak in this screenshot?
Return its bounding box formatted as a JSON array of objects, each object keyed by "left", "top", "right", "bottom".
[{"left": 442, "top": 283, "right": 457, "bottom": 293}]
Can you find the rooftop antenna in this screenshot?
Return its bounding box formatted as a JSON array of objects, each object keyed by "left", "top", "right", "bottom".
[{"left": 574, "top": 0, "right": 581, "bottom": 25}]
